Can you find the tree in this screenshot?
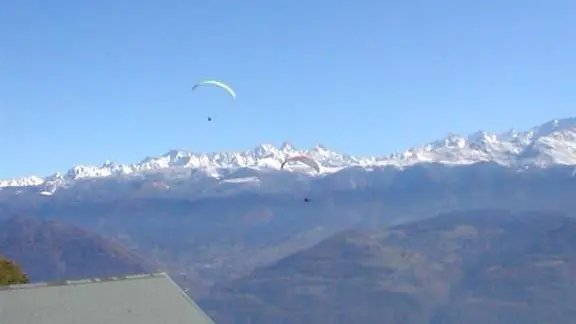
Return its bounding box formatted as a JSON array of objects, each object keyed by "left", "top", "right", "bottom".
[{"left": 0, "top": 257, "right": 29, "bottom": 286}]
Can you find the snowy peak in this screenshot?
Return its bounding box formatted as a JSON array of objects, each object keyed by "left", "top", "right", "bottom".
[
  {"left": 3, "top": 117, "right": 576, "bottom": 189},
  {"left": 400, "top": 118, "right": 576, "bottom": 166},
  {"left": 280, "top": 141, "right": 296, "bottom": 152},
  {"left": 0, "top": 142, "right": 355, "bottom": 188},
  {"left": 0, "top": 176, "right": 44, "bottom": 188},
  {"left": 518, "top": 119, "right": 576, "bottom": 166},
  {"left": 533, "top": 118, "right": 576, "bottom": 138}
]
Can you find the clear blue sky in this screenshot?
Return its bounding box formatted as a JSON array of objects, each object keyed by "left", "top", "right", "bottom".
[{"left": 1, "top": 1, "right": 575, "bottom": 178}]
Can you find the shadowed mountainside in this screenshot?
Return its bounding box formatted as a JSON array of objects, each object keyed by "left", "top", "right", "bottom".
[
  {"left": 0, "top": 216, "right": 157, "bottom": 282},
  {"left": 200, "top": 209, "right": 576, "bottom": 324}
]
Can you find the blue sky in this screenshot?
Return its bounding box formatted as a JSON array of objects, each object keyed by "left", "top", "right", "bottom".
[{"left": 1, "top": 1, "right": 575, "bottom": 178}]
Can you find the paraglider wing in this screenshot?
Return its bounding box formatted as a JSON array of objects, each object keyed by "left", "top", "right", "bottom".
[
  {"left": 191, "top": 80, "right": 236, "bottom": 99},
  {"left": 281, "top": 155, "right": 321, "bottom": 173}
]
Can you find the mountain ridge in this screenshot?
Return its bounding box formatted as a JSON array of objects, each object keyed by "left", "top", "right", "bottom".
[
  {"left": 200, "top": 209, "right": 576, "bottom": 324},
  {"left": 3, "top": 117, "right": 576, "bottom": 190}
]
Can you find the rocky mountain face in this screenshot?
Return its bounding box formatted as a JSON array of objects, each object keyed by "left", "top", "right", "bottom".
[{"left": 200, "top": 210, "right": 576, "bottom": 324}]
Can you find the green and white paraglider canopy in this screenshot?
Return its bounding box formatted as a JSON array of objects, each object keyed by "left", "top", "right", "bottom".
[{"left": 191, "top": 79, "right": 236, "bottom": 99}]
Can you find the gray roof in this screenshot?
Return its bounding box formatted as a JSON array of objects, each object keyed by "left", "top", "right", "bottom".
[{"left": 0, "top": 272, "right": 216, "bottom": 324}]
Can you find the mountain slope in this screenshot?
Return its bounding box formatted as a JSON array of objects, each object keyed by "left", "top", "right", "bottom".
[
  {"left": 0, "top": 217, "right": 156, "bottom": 282},
  {"left": 3, "top": 162, "right": 576, "bottom": 296},
  {"left": 200, "top": 210, "right": 576, "bottom": 324},
  {"left": 3, "top": 117, "right": 576, "bottom": 193}
]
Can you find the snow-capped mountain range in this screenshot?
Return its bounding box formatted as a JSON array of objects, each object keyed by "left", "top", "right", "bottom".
[{"left": 3, "top": 118, "right": 576, "bottom": 190}]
